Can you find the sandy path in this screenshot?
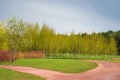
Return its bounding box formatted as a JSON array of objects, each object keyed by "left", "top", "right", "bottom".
[{"left": 0, "top": 60, "right": 120, "bottom": 80}]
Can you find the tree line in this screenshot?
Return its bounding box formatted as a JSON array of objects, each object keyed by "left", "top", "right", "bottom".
[{"left": 0, "top": 17, "right": 120, "bottom": 61}]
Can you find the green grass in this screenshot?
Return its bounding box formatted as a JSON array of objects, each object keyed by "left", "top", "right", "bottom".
[
  {"left": 1, "top": 59, "right": 98, "bottom": 73},
  {"left": 0, "top": 68, "right": 45, "bottom": 80}
]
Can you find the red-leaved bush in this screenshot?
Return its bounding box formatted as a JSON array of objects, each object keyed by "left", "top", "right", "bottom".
[{"left": 0, "top": 50, "right": 12, "bottom": 61}]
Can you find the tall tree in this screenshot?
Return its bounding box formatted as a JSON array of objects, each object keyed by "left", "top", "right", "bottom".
[
  {"left": 114, "top": 30, "right": 120, "bottom": 55},
  {"left": 107, "top": 35, "right": 118, "bottom": 55}
]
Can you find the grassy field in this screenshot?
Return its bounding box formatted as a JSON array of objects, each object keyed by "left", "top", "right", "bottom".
[
  {"left": 1, "top": 59, "right": 98, "bottom": 73},
  {"left": 0, "top": 68, "right": 45, "bottom": 80}
]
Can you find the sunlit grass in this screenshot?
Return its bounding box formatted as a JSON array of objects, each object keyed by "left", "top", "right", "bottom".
[{"left": 1, "top": 59, "right": 98, "bottom": 73}]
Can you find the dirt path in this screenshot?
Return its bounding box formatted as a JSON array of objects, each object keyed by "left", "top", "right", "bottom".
[{"left": 0, "top": 60, "right": 120, "bottom": 80}]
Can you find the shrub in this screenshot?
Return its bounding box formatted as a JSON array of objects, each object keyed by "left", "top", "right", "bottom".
[
  {"left": 0, "top": 50, "right": 12, "bottom": 61},
  {"left": 16, "top": 52, "right": 25, "bottom": 59},
  {"left": 24, "top": 51, "right": 45, "bottom": 58}
]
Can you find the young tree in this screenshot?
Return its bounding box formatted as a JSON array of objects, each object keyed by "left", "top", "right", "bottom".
[{"left": 6, "top": 17, "right": 26, "bottom": 62}]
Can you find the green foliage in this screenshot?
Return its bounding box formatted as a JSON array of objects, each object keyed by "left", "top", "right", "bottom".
[
  {"left": 6, "top": 17, "right": 26, "bottom": 62},
  {"left": 0, "top": 68, "right": 45, "bottom": 80},
  {"left": 6, "top": 17, "right": 26, "bottom": 51},
  {"left": 114, "top": 30, "right": 120, "bottom": 54},
  {"left": 45, "top": 53, "right": 120, "bottom": 60},
  {"left": 0, "top": 17, "right": 120, "bottom": 60},
  {"left": 5, "top": 59, "right": 98, "bottom": 73},
  {"left": 0, "top": 23, "right": 8, "bottom": 50}
]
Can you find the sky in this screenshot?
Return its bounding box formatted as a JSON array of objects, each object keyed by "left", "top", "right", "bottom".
[{"left": 0, "top": 0, "right": 120, "bottom": 34}]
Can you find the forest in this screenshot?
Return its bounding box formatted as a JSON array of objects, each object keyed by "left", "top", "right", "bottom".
[{"left": 0, "top": 17, "right": 120, "bottom": 61}]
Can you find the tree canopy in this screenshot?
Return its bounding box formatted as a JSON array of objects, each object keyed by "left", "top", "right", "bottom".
[{"left": 0, "top": 17, "right": 119, "bottom": 58}]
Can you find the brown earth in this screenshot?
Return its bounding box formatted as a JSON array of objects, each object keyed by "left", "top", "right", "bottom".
[{"left": 0, "top": 60, "right": 120, "bottom": 80}]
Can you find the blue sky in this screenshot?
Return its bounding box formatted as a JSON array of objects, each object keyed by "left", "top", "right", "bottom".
[{"left": 0, "top": 0, "right": 120, "bottom": 34}]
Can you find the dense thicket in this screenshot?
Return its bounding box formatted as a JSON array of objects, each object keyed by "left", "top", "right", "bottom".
[{"left": 0, "top": 17, "right": 119, "bottom": 58}]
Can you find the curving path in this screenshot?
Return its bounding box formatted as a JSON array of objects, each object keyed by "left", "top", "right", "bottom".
[{"left": 0, "top": 60, "right": 120, "bottom": 80}]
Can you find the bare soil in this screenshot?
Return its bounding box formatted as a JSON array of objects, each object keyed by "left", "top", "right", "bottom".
[{"left": 0, "top": 60, "right": 120, "bottom": 80}]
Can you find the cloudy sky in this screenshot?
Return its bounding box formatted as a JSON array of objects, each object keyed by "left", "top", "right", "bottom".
[{"left": 0, "top": 0, "right": 120, "bottom": 34}]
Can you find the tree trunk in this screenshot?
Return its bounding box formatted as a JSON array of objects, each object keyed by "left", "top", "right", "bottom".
[
  {"left": 11, "top": 48, "right": 16, "bottom": 63},
  {"left": 11, "top": 50, "right": 14, "bottom": 63}
]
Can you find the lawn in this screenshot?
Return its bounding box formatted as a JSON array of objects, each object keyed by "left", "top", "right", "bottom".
[
  {"left": 2, "top": 59, "right": 98, "bottom": 73},
  {"left": 0, "top": 68, "right": 45, "bottom": 80}
]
